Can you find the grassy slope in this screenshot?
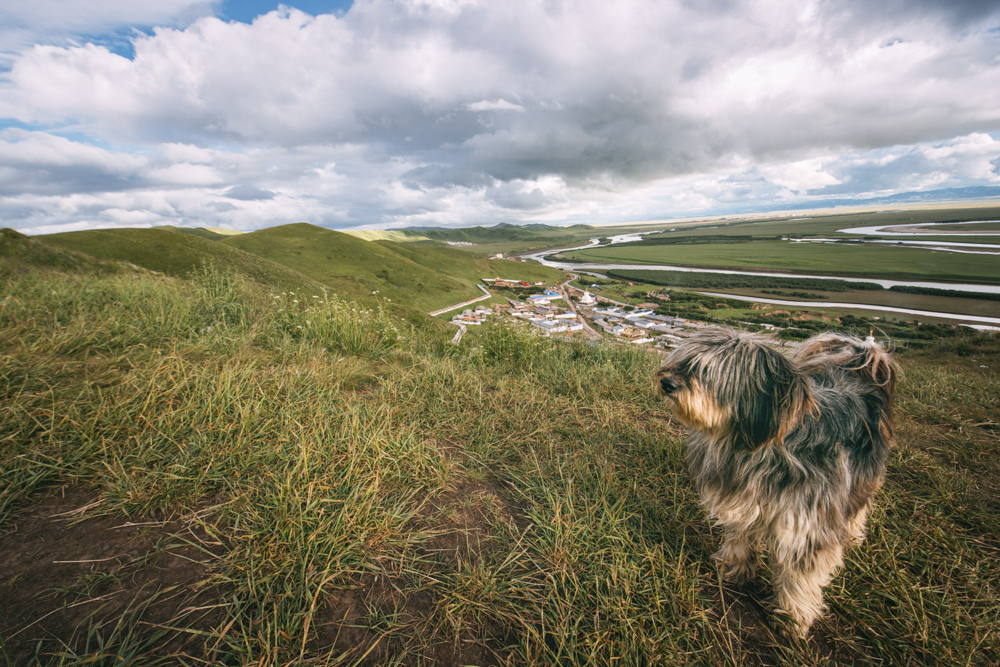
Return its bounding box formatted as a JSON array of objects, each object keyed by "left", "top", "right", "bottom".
[
  {"left": 373, "top": 239, "right": 565, "bottom": 284},
  {"left": 1, "top": 246, "right": 998, "bottom": 666},
  {"left": 412, "top": 223, "right": 602, "bottom": 254},
  {"left": 39, "top": 226, "right": 329, "bottom": 294},
  {"left": 219, "top": 223, "right": 460, "bottom": 310},
  {"left": 219, "top": 223, "right": 564, "bottom": 311},
  {"left": 159, "top": 225, "right": 239, "bottom": 241},
  {"left": 1, "top": 228, "right": 131, "bottom": 276}
]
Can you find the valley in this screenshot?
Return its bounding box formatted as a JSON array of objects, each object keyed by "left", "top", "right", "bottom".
[{"left": 1, "top": 207, "right": 998, "bottom": 666}]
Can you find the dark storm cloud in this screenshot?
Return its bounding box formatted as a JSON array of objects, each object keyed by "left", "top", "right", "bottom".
[{"left": 224, "top": 184, "right": 276, "bottom": 200}]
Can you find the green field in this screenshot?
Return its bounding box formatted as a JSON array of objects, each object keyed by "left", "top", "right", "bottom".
[
  {"left": 2, "top": 234, "right": 999, "bottom": 665},
  {"left": 637, "top": 206, "right": 1000, "bottom": 238},
  {"left": 562, "top": 240, "right": 1000, "bottom": 284}
]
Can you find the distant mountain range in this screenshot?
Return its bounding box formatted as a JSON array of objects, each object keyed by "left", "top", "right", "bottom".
[
  {"left": 753, "top": 186, "right": 1000, "bottom": 214},
  {"left": 404, "top": 186, "right": 1000, "bottom": 231}
]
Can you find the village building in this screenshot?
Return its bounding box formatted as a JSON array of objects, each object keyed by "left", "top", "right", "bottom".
[{"left": 531, "top": 319, "right": 584, "bottom": 334}]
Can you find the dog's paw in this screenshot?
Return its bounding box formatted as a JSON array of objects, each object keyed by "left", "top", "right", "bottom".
[
  {"left": 767, "top": 608, "right": 810, "bottom": 641},
  {"left": 711, "top": 549, "right": 756, "bottom": 584}
]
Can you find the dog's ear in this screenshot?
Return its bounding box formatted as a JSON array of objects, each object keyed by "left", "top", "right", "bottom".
[{"left": 732, "top": 345, "right": 813, "bottom": 451}]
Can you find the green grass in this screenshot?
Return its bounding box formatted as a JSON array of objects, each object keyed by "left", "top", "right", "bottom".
[
  {"left": 39, "top": 226, "right": 329, "bottom": 293},
  {"left": 639, "top": 205, "right": 1000, "bottom": 239},
  {"left": 563, "top": 240, "right": 1000, "bottom": 284},
  {"left": 40, "top": 223, "right": 567, "bottom": 315},
  {"left": 2, "top": 235, "right": 999, "bottom": 665}
]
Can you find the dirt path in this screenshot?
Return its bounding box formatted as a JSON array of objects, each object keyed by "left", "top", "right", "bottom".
[{"left": 559, "top": 274, "right": 603, "bottom": 340}]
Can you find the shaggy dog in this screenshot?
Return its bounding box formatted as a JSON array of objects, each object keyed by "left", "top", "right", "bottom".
[{"left": 654, "top": 328, "right": 896, "bottom": 637}]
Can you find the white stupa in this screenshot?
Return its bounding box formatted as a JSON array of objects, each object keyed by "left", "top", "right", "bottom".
[{"left": 578, "top": 290, "right": 597, "bottom": 306}]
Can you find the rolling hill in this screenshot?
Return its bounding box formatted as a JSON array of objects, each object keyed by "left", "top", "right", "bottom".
[
  {"left": 216, "top": 223, "right": 565, "bottom": 311},
  {"left": 36, "top": 223, "right": 567, "bottom": 322},
  {"left": 38, "top": 227, "right": 329, "bottom": 294}
]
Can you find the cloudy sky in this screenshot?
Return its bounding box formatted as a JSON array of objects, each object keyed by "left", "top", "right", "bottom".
[{"left": 2, "top": 0, "right": 1000, "bottom": 235}]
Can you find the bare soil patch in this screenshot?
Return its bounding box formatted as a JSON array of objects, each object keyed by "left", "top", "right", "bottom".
[
  {"left": 0, "top": 487, "right": 224, "bottom": 666},
  {"left": 307, "top": 472, "right": 526, "bottom": 666}
]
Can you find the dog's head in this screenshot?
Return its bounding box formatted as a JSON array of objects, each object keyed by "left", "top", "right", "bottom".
[{"left": 654, "top": 328, "right": 814, "bottom": 451}]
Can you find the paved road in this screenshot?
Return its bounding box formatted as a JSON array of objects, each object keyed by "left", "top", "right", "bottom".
[{"left": 428, "top": 284, "right": 492, "bottom": 316}]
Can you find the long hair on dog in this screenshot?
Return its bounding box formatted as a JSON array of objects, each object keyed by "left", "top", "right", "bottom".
[{"left": 654, "top": 327, "right": 896, "bottom": 637}]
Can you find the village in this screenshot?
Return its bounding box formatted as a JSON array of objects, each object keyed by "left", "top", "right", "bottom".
[{"left": 447, "top": 276, "right": 730, "bottom": 349}]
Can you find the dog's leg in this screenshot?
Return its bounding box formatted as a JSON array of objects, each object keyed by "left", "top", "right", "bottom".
[
  {"left": 712, "top": 524, "right": 758, "bottom": 584},
  {"left": 846, "top": 503, "right": 871, "bottom": 546},
  {"left": 771, "top": 542, "right": 844, "bottom": 638}
]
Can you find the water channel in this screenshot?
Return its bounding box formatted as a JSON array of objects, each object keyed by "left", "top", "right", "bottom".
[{"left": 525, "top": 226, "right": 1000, "bottom": 327}]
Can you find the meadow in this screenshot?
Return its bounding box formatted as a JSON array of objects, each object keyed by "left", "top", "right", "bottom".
[
  {"left": 597, "top": 270, "right": 1000, "bottom": 321},
  {"left": 40, "top": 224, "right": 567, "bottom": 315},
  {"left": 561, "top": 240, "right": 1000, "bottom": 284},
  {"left": 1, "top": 232, "right": 999, "bottom": 666}
]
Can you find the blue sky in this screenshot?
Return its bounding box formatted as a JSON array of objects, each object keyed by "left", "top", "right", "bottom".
[
  {"left": 221, "top": 1, "right": 353, "bottom": 24},
  {"left": 1, "top": 0, "right": 1000, "bottom": 235}
]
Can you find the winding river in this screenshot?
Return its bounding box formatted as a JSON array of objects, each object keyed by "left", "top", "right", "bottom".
[{"left": 525, "top": 229, "right": 1000, "bottom": 327}]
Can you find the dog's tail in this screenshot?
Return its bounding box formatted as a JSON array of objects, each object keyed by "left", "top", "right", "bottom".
[{"left": 793, "top": 332, "right": 897, "bottom": 394}]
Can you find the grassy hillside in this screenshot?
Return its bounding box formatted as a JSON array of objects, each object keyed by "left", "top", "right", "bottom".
[
  {"left": 218, "top": 223, "right": 565, "bottom": 311},
  {"left": 411, "top": 223, "right": 601, "bottom": 254},
  {"left": 160, "top": 225, "right": 244, "bottom": 241},
  {"left": 343, "top": 229, "right": 432, "bottom": 242},
  {"left": 1, "top": 246, "right": 998, "bottom": 666},
  {"left": 1, "top": 228, "right": 132, "bottom": 277},
  {"left": 39, "top": 227, "right": 329, "bottom": 294}
]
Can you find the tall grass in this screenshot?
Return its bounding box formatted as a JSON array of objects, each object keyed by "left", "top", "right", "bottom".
[
  {"left": 2, "top": 264, "right": 998, "bottom": 665},
  {"left": 272, "top": 288, "right": 403, "bottom": 359}
]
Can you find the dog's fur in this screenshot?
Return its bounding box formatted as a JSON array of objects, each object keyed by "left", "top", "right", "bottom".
[{"left": 654, "top": 328, "right": 896, "bottom": 637}]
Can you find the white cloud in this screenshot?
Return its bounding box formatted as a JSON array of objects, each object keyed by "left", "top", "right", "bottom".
[
  {"left": 0, "top": 1, "right": 219, "bottom": 67},
  {"left": 466, "top": 99, "right": 525, "bottom": 112},
  {"left": 2, "top": 0, "right": 1000, "bottom": 232},
  {"left": 759, "top": 158, "right": 843, "bottom": 194}
]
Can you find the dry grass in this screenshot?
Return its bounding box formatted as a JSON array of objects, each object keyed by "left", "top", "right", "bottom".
[{"left": 1, "top": 261, "right": 998, "bottom": 665}]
